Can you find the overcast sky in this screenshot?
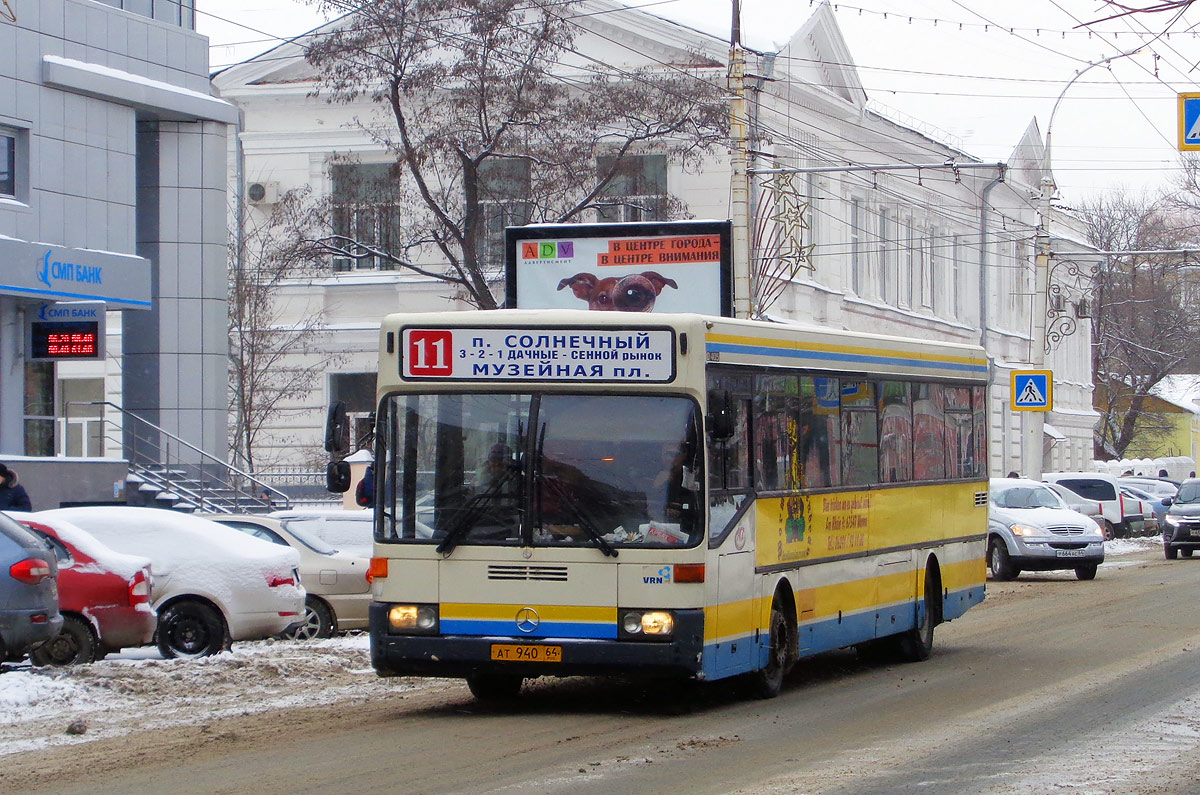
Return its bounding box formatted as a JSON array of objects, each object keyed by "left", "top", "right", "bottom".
[{"left": 196, "top": 0, "right": 1200, "bottom": 202}]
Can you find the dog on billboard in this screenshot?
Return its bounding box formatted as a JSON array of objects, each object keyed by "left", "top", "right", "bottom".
[{"left": 556, "top": 271, "right": 678, "bottom": 312}]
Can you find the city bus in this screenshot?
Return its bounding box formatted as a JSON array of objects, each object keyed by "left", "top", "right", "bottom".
[{"left": 342, "top": 309, "right": 989, "bottom": 700}]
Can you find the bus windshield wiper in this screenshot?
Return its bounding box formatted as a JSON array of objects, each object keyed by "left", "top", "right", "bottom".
[
  {"left": 435, "top": 467, "right": 518, "bottom": 556},
  {"left": 540, "top": 475, "right": 618, "bottom": 558}
]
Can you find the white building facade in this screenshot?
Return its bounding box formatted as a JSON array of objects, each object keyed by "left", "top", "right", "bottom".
[{"left": 212, "top": 1, "right": 1096, "bottom": 476}]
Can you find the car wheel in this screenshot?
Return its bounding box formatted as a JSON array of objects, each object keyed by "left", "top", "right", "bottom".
[
  {"left": 288, "top": 597, "right": 335, "bottom": 640},
  {"left": 1100, "top": 520, "right": 1115, "bottom": 541},
  {"left": 30, "top": 615, "right": 98, "bottom": 666},
  {"left": 988, "top": 538, "right": 1018, "bottom": 581},
  {"left": 1183, "top": 549, "right": 1194, "bottom": 559},
  {"left": 1165, "top": 540, "right": 1179, "bottom": 560},
  {"left": 466, "top": 672, "right": 524, "bottom": 702},
  {"left": 157, "top": 601, "right": 228, "bottom": 659},
  {"left": 752, "top": 601, "right": 792, "bottom": 699},
  {"left": 1074, "top": 564, "right": 1098, "bottom": 581}
]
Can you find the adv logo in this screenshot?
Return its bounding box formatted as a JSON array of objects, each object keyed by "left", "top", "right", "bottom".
[
  {"left": 642, "top": 565, "right": 672, "bottom": 584},
  {"left": 37, "top": 250, "right": 103, "bottom": 289}
]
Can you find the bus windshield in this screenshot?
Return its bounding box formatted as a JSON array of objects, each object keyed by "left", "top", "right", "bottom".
[{"left": 378, "top": 392, "right": 702, "bottom": 551}]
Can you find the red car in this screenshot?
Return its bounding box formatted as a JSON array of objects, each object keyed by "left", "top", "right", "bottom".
[{"left": 8, "top": 513, "right": 156, "bottom": 665}]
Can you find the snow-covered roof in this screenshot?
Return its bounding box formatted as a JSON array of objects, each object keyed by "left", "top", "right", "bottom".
[{"left": 1150, "top": 375, "right": 1200, "bottom": 414}]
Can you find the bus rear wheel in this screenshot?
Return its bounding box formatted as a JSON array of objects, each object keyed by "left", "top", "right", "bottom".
[
  {"left": 752, "top": 602, "right": 792, "bottom": 699},
  {"left": 466, "top": 672, "right": 523, "bottom": 702},
  {"left": 896, "top": 573, "right": 940, "bottom": 662}
]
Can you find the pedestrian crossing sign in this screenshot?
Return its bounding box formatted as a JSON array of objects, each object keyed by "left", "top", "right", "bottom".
[
  {"left": 1011, "top": 370, "right": 1052, "bottom": 412},
  {"left": 1179, "top": 93, "right": 1200, "bottom": 151}
]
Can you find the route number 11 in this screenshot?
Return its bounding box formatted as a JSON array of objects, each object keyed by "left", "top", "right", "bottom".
[{"left": 405, "top": 330, "right": 454, "bottom": 377}]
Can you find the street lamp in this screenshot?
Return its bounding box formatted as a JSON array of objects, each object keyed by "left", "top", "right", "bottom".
[{"left": 1023, "top": 46, "right": 1142, "bottom": 479}]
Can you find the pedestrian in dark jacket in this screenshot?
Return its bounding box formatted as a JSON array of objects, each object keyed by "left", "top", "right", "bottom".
[{"left": 0, "top": 463, "right": 32, "bottom": 511}]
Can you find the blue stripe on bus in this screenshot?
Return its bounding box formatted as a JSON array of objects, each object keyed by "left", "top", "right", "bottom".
[
  {"left": 441, "top": 618, "right": 617, "bottom": 639},
  {"left": 705, "top": 341, "right": 989, "bottom": 374},
  {"left": 700, "top": 583, "right": 984, "bottom": 681}
]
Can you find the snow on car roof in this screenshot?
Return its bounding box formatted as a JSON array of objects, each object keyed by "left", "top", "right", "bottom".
[
  {"left": 35, "top": 507, "right": 299, "bottom": 578},
  {"left": 269, "top": 509, "right": 373, "bottom": 557},
  {"left": 3, "top": 510, "right": 151, "bottom": 580}
]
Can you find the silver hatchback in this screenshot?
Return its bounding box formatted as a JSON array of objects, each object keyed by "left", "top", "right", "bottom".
[{"left": 988, "top": 478, "right": 1105, "bottom": 581}]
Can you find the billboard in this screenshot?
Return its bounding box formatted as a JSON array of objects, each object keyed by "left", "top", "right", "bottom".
[{"left": 505, "top": 220, "right": 732, "bottom": 317}]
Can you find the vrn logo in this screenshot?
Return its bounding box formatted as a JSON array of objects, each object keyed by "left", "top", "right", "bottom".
[
  {"left": 643, "top": 566, "right": 672, "bottom": 585},
  {"left": 37, "top": 250, "right": 103, "bottom": 289}
]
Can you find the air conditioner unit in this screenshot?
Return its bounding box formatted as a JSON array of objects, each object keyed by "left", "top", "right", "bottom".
[{"left": 247, "top": 181, "right": 279, "bottom": 205}]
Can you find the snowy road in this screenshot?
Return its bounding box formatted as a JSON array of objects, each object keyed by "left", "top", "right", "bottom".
[{"left": 6, "top": 539, "right": 1200, "bottom": 794}]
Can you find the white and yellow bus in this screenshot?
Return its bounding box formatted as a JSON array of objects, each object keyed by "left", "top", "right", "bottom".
[{"left": 350, "top": 309, "right": 989, "bottom": 700}]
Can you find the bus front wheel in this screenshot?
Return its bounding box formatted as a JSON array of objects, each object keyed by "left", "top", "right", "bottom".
[{"left": 466, "top": 672, "right": 523, "bottom": 702}]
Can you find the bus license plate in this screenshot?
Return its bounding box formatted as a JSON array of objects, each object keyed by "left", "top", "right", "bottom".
[
  {"left": 1056, "top": 549, "right": 1086, "bottom": 558},
  {"left": 491, "top": 644, "right": 562, "bottom": 663}
]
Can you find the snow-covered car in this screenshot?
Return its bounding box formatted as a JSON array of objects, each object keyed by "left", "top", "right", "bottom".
[
  {"left": 201, "top": 514, "right": 370, "bottom": 639},
  {"left": 0, "top": 512, "right": 61, "bottom": 662},
  {"left": 988, "top": 478, "right": 1105, "bottom": 581},
  {"left": 268, "top": 509, "right": 375, "bottom": 558},
  {"left": 37, "top": 507, "right": 305, "bottom": 658},
  {"left": 1043, "top": 471, "right": 1142, "bottom": 538},
  {"left": 9, "top": 512, "right": 156, "bottom": 665}
]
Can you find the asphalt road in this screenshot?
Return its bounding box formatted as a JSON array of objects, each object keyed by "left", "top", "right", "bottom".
[{"left": 17, "top": 546, "right": 1200, "bottom": 794}]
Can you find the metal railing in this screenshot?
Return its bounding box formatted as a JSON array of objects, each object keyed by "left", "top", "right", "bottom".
[{"left": 64, "top": 401, "right": 290, "bottom": 514}]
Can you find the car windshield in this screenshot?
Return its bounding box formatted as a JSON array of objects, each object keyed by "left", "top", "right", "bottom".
[
  {"left": 1176, "top": 481, "right": 1200, "bottom": 504},
  {"left": 378, "top": 392, "right": 702, "bottom": 552},
  {"left": 992, "top": 484, "right": 1062, "bottom": 509}
]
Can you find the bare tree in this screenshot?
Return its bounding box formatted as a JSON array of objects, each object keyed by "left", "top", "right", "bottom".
[
  {"left": 229, "top": 189, "right": 342, "bottom": 472},
  {"left": 303, "top": 0, "right": 728, "bottom": 308},
  {"left": 1076, "top": 190, "right": 1200, "bottom": 458}
]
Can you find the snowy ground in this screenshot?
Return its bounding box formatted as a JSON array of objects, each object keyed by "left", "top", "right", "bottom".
[
  {"left": 0, "top": 634, "right": 430, "bottom": 757},
  {"left": 0, "top": 538, "right": 1163, "bottom": 758}
]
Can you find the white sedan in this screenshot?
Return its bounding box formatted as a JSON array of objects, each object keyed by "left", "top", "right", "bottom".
[
  {"left": 203, "top": 514, "right": 370, "bottom": 639},
  {"left": 37, "top": 507, "right": 305, "bottom": 658}
]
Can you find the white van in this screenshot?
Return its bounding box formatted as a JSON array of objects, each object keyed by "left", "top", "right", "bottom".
[{"left": 1043, "top": 472, "right": 1145, "bottom": 539}]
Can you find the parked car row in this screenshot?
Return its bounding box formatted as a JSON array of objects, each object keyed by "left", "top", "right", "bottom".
[
  {"left": 989, "top": 472, "right": 1191, "bottom": 581},
  {"left": 0, "top": 506, "right": 374, "bottom": 666}
]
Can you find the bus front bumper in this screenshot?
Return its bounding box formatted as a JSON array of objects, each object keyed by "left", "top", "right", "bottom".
[{"left": 369, "top": 604, "right": 706, "bottom": 679}]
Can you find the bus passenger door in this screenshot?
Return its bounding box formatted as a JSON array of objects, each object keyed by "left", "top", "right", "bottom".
[
  {"left": 709, "top": 512, "right": 756, "bottom": 679},
  {"left": 874, "top": 549, "right": 913, "bottom": 637}
]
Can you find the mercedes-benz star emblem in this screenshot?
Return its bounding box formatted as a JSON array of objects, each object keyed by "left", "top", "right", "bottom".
[{"left": 515, "top": 607, "right": 540, "bottom": 633}]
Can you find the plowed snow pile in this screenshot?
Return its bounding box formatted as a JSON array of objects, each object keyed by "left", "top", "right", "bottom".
[{"left": 0, "top": 635, "right": 420, "bottom": 756}]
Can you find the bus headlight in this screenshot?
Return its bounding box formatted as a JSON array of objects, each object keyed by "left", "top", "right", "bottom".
[
  {"left": 388, "top": 604, "right": 439, "bottom": 634},
  {"left": 619, "top": 610, "right": 674, "bottom": 640}
]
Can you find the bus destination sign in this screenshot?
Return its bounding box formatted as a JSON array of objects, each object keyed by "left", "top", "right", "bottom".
[{"left": 402, "top": 327, "right": 676, "bottom": 382}]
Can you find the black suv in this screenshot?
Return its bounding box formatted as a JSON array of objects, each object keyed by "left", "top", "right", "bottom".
[{"left": 1161, "top": 479, "right": 1200, "bottom": 559}]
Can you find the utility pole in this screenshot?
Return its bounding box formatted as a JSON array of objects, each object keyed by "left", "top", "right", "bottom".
[
  {"left": 729, "top": 0, "right": 752, "bottom": 319},
  {"left": 1025, "top": 47, "right": 1141, "bottom": 479}
]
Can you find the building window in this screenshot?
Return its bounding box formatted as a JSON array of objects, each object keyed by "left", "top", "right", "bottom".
[
  {"left": 330, "top": 163, "right": 404, "bottom": 272},
  {"left": 951, "top": 235, "right": 962, "bottom": 318},
  {"left": 925, "top": 230, "right": 937, "bottom": 311},
  {"left": 330, "top": 373, "right": 377, "bottom": 451},
  {"left": 0, "top": 129, "right": 16, "bottom": 198},
  {"left": 901, "top": 219, "right": 914, "bottom": 309},
  {"left": 597, "top": 154, "right": 667, "bottom": 222},
  {"left": 849, "top": 199, "right": 863, "bottom": 295},
  {"left": 476, "top": 158, "right": 531, "bottom": 271},
  {"left": 879, "top": 208, "right": 892, "bottom": 304}
]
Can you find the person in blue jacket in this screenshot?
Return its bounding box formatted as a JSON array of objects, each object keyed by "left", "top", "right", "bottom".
[{"left": 0, "top": 463, "right": 32, "bottom": 511}]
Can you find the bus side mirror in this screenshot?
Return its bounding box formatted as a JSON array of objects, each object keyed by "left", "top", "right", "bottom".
[
  {"left": 326, "top": 460, "right": 352, "bottom": 493},
  {"left": 707, "top": 390, "right": 734, "bottom": 441},
  {"left": 325, "top": 401, "right": 349, "bottom": 456}
]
